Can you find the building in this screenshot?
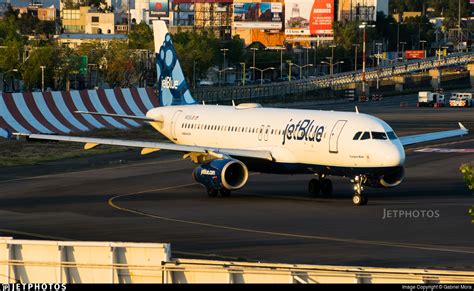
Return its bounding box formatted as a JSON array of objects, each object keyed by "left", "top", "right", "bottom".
[
  {"left": 61, "top": 6, "right": 124, "bottom": 34},
  {"left": 57, "top": 33, "right": 128, "bottom": 48},
  {"left": 14, "top": 2, "right": 57, "bottom": 21},
  {"left": 338, "top": 0, "right": 389, "bottom": 22}
]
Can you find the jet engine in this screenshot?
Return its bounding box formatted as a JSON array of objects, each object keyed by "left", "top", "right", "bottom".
[
  {"left": 364, "top": 166, "right": 405, "bottom": 188},
  {"left": 193, "top": 159, "right": 249, "bottom": 191}
]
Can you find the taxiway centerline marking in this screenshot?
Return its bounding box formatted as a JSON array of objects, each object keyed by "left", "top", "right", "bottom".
[{"left": 108, "top": 184, "right": 474, "bottom": 255}]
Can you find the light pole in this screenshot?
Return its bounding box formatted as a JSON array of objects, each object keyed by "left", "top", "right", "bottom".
[
  {"left": 321, "top": 61, "right": 343, "bottom": 76},
  {"left": 286, "top": 60, "right": 292, "bottom": 81},
  {"left": 375, "top": 42, "right": 382, "bottom": 66},
  {"left": 2, "top": 68, "right": 18, "bottom": 93},
  {"left": 40, "top": 65, "right": 46, "bottom": 92},
  {"left": 352, "top": 44, "right": 360, "bottom": 71},
  {"left": 250, "top": 67, "right": 275, "bottom": 85},
  {"left": 250, "top": 47, "right": 258, "bottom": 81},
  {"left": 359, "top": 22, "right": 375, "bottom": 99},
  {"left": 240, "top": 62, "right": 246, "bottom": 86},
  {"left": 193, "top": 60, "right": 197, "bottom": 89},
  {"left": 419, "top": 40, "right": 427, "bottom": 58},
  {"left": 291, "top": 63, "right": 314, "bottom": 79},
  {"left": 213, "top": 67, "right": 234, "bottom": 87},
  {"left": 265, "top": 46, "right": 285, "bottom": 78},
  {"left": 220, "top": 48, "right": 229, "bottom": 83},
  {"left": 400, "top": 41, "right": 407, "bottom": 62}
]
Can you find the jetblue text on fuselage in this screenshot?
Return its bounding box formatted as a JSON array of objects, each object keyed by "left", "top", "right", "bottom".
[
  {"left": 282, "top": 119, "right": 324, "bottom": 145},
  {"left": 162, "top": 76, "right": 179, "bottom": 89}
]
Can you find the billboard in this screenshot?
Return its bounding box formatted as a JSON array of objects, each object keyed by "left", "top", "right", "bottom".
[
  {"left": 149, "top": 0, "right": 169, "bottom": 17},
  {"left": 233, "top": 2, "right": 283, "bottom": 29},
  {"left": 405, "top": 50, "right": 425, "bottom": 59},
  {"left": 285, "top": 0, "right": 334, "bottom": 36}
]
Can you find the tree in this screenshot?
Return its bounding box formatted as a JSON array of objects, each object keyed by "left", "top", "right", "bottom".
[
  {"left": 101, "top": 41, "right": 140, "bottom": 87},
  {"left": 21, "top": 44, "right": 58, "bottom": 90},
  {"left": 128, "top": 22, "right": 154, "bottom": 50},
  {"left": 173, "top": 29, "right": 220, "bottom": 83}
]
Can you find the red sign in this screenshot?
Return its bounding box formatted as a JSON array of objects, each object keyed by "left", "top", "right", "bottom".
[
  {"left": 309, "top": 0, "right": 334, "bottom": 35},
  {"left": 405, "top": 50, "right": 425, "bottom": 59}
]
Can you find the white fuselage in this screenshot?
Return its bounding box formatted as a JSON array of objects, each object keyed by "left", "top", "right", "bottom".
[{"left": 146, "top": 104, "right": 405, "bottom": 172}]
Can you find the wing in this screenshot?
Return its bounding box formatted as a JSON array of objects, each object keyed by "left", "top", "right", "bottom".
[
  {"left": 399, "top": 123, "right": 469, "bottom": 146},
  {"left": 13, "top": 133, "right": 274, "bottom": 161},
  {"left": 74, "top": 111, "right": 160, "bottom": 122}
]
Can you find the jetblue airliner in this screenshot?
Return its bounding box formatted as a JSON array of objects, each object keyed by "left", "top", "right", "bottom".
[{"left": 15, "top": 21, "right": 468, "bottom": 206}]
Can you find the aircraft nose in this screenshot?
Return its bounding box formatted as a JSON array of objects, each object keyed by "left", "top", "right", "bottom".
[{"left": 384, "top": 142, "right": 405, "bottom": 167}]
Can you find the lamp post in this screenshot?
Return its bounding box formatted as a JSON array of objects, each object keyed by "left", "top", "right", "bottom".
[
  {"left": 250, "top": 47, "right": 258, "bottom": 81},
  {"left": 352, "top": 44, "right": 360, "bottom": 71},
  {"left": 40, "top": 65, "right": 46, "bottom": 92},
  {"left": 291, "top": 63, "right": 314, "bottom": 79},
  {"left": 193, "top": 60, "right": 197, "bottom": 89},
  {"left": 419, "top": 40, "right": 427, "bottom": 57},
  {"left": 400, "top": 41, "right": 407, "bottom": 62},
  {"left": 2, "top": 68, "right": 18, "bottom": 93},
  {"left": 213, "top": 67, "right": 234, "bottom": 87},
  {"left": 220, "top": 48, "right": 229, "bottom": 83},
  {"left": 375, "top": 42, "right": 382, "bottom": 66},
  {"left": 265, "top": 46, "right": 285, "bottom": 78},
  {"left": 250, "top": 66, "right": 275, "bottom": 85},
  {"left": 321, "top": 61, "right": 343, "bottom": 76},
  {"left": 359, "top": 22, "right": 375, "bottom": 99},
  {"left": 240, "top": 62, "right": 246, "bottom": 86},
  {"left": 286, "top": 60, "right": 292, "bottom": 81}
]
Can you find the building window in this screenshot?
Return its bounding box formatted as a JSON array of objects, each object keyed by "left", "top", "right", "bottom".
[{"left": 92, "top": 16, "right": 99, "bottom": 23}]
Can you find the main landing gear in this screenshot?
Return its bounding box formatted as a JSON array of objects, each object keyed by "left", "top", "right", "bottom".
[
  {"left": 351, "top": 175, "right": 368, "bottom": 206},
  {"left": 308, "top": 175, "right": 333, "bottom": 197},
  {"left": 207, "top": 187, "right": 231, "bottom": 198},
  {"left": 308, "top": 174, "right": 369, "bottom": 206}
]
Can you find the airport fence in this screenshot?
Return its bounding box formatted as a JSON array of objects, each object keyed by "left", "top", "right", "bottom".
[{"left": 0, "top": 237, "right": 473, "bottom": 284}]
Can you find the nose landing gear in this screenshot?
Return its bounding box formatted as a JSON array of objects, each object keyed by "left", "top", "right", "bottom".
[{"left": 351, "top": 175, "right": 368, "bottom": 206}]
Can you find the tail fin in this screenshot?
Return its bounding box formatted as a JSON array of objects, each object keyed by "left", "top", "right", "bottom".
[{"left": 153, "top": 20, "right": 197, "bottom": 106}]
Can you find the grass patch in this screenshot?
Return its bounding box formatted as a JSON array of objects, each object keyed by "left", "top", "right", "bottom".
[{"left": 0, "top": 125, "right": 167, "bottom": 167}]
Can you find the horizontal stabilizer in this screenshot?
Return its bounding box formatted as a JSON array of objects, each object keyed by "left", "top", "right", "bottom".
[{"left": 74, "top": 111, "right": 160, "bottom": 122}]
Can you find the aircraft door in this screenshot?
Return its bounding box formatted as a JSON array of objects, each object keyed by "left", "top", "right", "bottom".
[
  {"left": 258, "top": 125, "right": 265, "bottom": 141},
  {"left": 170, "top": 110, "right": 183, "bottom": 141},
  {"left": 264, "top": 125, "right": 270, "bottom": 141},
  {"left": 329, "top": 120, "right": 347, "bottom": 153}
]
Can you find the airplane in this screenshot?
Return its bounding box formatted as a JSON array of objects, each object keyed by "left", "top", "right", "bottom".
[{"left": 12, "top": 21, "right": 469, "bottom": 206}]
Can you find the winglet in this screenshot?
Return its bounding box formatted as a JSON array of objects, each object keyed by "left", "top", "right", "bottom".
[{"left": 458, "top": 122, "right": 468, "bottom": 132}]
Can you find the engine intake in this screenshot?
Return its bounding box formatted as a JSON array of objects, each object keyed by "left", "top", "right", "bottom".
[
  {"left": 193, "top": 159, "right": 249, "bottom": 191},
  {"left": 363, "top": 166, "right": 405, "bottom": 188}
]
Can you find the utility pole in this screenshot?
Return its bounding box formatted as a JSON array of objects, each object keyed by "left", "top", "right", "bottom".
[
  {"left": 240, "top": 62, "right": 246, "bottom": 86},
  {"left": 40, "top": 65, "right": 45, "bottom": 92},
  {"left": 193, "top": 60, "right": 197, "bottom": 89},
  {"left": 220, "top": 48, "right": 228, "bottom": 83}
]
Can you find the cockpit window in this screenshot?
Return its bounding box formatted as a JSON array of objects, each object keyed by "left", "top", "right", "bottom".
[
  {"left": 360, "top": 132, "right": 371, "bottom": 140},
  {"left": 353, "top": 131, "right": 362, "bottom": 140},
  {"left": 372, "top": 132, "right": 388, "bottom": 140},
  {"left": 386, "top": 131, "right": 398, "bottom": 140}
]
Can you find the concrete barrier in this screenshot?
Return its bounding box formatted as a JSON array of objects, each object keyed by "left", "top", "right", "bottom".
[
  {"left": 0, "top": 237, "right": 473, "bottom": 284},
  {"left": 0, "top": 88, "right": 158, "bottom": 138}
]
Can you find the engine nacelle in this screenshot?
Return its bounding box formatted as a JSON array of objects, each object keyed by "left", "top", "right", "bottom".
[
  {"left": 364, "top": 166, "right": 405, "bottom": 188},
  {"left": 193, "top": 159, "right": 249, "bottom": 191}
]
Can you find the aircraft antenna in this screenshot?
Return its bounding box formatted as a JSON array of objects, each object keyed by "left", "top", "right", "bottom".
[
  {"left": 232, "top": 100, "right": 236, "bottom": 107},
  {"left": 355, "top": 106, "right": 359, "bottom": 114}
]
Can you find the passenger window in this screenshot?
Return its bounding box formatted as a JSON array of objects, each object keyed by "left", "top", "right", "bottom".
[
  {"left": 353, "top": 131, "right": 362, "bottom": 140},
  {"left": 360, "top": 132, "right": 370, "bottom": 140},
  {"left": 372, "top": 132, "right": 387, "bottom": 140}
]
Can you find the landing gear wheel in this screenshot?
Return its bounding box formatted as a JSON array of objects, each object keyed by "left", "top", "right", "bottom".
[
  {"left": 207, "top": 187, "right": 218, "bottom": 197},
  {"left": 361, "top": 196, "right": 368, "bottom": 205},
  {"left": 308, "top": 179, "right": 321, "bottom": 195},
  {"left": 220, "top": 188, "right": 231, "bottom": 197},
  {"left": 352, "top": 194, "right": 363, "bottom": 206},
  {"left": 320, "top": 179, "right": 333, "bottom": 197}
]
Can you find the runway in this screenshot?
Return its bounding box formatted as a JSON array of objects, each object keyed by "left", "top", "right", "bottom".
[{"left": 0, "top": 94, "right": 473, "bottom": 270}]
